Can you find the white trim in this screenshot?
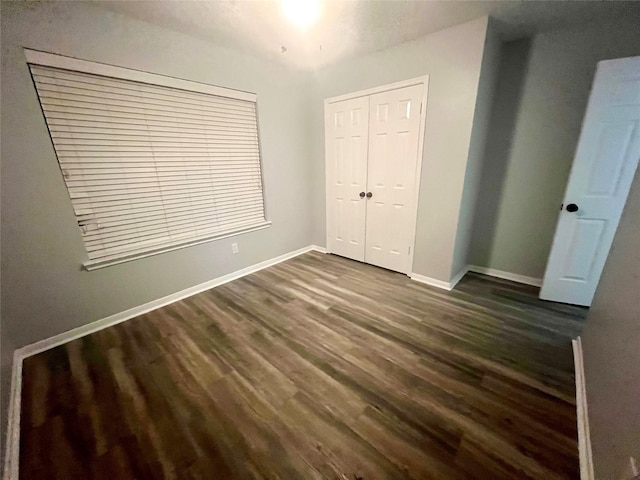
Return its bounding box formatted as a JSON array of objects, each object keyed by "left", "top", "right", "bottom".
[
  {"left": 411, "top": 263, "right": 544, "bottom": 292},
  {"left": 324, "top": 76, "right": 429, "bottom": 276},
  {"left": 573, "top": 337, "right": 595, "bottom": 480},
  {"left": 410, "top": 265, "right": 469, "bottom": 291},
  {"left": 83, "top": 222, "right": 272, "bottom": 271},
  {"left": 325, "top": 75, "right": 430, "bottom": 104},
  {"left": 449, "top": 265, "right": 470, "bottom": 290},
  {"left": 467, "top": 265, "right": 543, "bottom": 287},
  {"left": 410, "top": 273, "right": 455, "bottom": 291},
  {"left": 23, "top": 48, "right": 256, "bottom": 102},
  {"left": 2, "top": 244, "right": 328, "bottom": 480},
  {"left": 20, "top": 245, "right": 320, "bottom": 359}
]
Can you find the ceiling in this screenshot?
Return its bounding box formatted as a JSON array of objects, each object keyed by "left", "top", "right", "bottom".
[{"left": 95, "top": 0, "right": 640, "bottom": 70}]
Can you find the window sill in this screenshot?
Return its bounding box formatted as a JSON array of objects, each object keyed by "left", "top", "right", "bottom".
[{"left": 83, "top": 221, "right": 272, "bottom": 271}]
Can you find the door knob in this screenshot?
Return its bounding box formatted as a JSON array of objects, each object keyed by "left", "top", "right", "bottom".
[
  {"left": 359, "top": 191, "right": 365, "bottom": 198},
  {"left": 366, "top": 192, "right": 372, "bottom": 198},
  {"left": 566, "top": 203, "right": 579, "bottom": 212}
]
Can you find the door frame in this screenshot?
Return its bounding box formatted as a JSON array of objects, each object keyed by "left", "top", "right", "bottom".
[{"left": 324, "top": 75, "right": 430, "bottom": 275}]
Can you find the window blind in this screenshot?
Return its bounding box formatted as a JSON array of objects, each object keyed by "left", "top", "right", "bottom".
[{"left": 27, "top": 52, "right": 269, "bottom": 270}]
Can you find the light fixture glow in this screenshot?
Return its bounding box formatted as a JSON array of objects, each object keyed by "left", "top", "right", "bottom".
[{"left": 281, "top": 0, "right": 319, "bottom": 29}]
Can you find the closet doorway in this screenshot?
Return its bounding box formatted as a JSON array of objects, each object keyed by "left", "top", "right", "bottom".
[{"left": 325, "top": 77, "right": 429, "bottom": 274}]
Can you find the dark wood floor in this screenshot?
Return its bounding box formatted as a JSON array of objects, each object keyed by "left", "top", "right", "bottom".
[{"left": 20, "top": 251, "right": 587, "bottom": 479}]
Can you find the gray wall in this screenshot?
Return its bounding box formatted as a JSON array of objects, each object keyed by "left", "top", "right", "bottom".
[
  {"left": 470, "top": 20, "right": 640, "bottom": 278},
  {"left": 581, "top": 165, "right": 640, "bottom": 479},
  {"left": 0, "top": 1, "right": 315, "bottom": 454},
  {"left": 450, "top": 19, "right": 502, "bottom": 278},
  {"left": 310, "top": 17, "right": 489, "bottom": 282}
]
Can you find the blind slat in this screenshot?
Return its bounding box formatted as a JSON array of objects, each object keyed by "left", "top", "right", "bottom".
[
  {"left": 82, "top": 206, "right": 264, "bottom": 240},
  {"left": 47, "top": 118, "right": 258, "bottom": 136},
  {"left": 78, "top": 196, "right": 263, "bottom": 224},
  {"left": 41, "top": 107, "right": 259, "bottom": 130},
  {"left": 57, "top": 153, "right": 260, "bottom": 160},
  {"left": 84, "top": 212, "right": 265, "bottom": 249},
  {"left": 38, "top": 97, "right": 258, "bottom": 126},
  {"left": 61, "top": 161, "right": 261, "bottom": 170},
  {"left": 64, "top": 169, "right": 261, "bottom": 181},
  {"left": 35, "top": 86, "right": 258, "bottom": 120},
  {"left": 54, "top": 147, "right": 259, "bottom": 155},
  {"left": 52, "top": 137, "right": 259, "bottom": 146},
  {"left": 86, "top": 219, "right": 268, "bottom": 261},
  {"left": 69, "top": 185, "right": 262, "bottom": 205},
  {"left": 33, "top": 78, "right": 257, "bottom": 113},
  {"left": 65, "top": 173, "right": 261, "bottom": 188},
  {"left": 31, "top": 66, "right": 256, "bottom": 109},
  {"left": 67, "top": 173, "right": 260, "bottom": 192},
  {"left": 73, "top": 192, "right": 263, "bottom": 214}
]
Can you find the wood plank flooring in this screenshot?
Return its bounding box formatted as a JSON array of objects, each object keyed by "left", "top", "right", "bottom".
[{"left": 19, "top": 252, "right": 587, "bottom": 479}]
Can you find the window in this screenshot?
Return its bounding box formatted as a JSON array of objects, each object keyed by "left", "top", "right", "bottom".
[{"left": 26, "top": 49, "right": 269, "bottom": 270}]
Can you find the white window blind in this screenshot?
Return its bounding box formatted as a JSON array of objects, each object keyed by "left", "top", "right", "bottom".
[{"left": 26, "top": 50, "right": 269, "bottom": 270}]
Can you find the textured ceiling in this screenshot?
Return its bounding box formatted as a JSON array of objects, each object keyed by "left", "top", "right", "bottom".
[{"left": 94, "top": 0, "right": 640, "bottom": 70}]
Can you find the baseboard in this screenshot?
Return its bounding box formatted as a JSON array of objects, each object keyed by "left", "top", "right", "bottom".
[
  {"left": 410, "top": 265, "right": 470, "bottom": 291},
  {"left": 449, "top": 266, "right": 470, "bottom": 290},
  {"left": 410, "top": 273, "right": 453, "bottom": 291},
  {"left": 411, "top": 265, "right": 542, "bottom": 291},
  {"left": 2, "top": 244, "right": 325, "bottom": 479},
  {"left": 19, "top": 245, "right": 324, "bottom": 360},
  {"left": 310, "top": 245, "right": 327, "bottom": 254},
  {"left": 573, "top": 337, "right": 595, "bottom": 480},
  {"left": 467, "top": 265, "right": 543, "bottom": 287}
]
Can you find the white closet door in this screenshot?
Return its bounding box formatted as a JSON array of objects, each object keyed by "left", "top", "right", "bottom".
[
  {"left": 325, "top": 97, "right": 370, "bottom": 261},
  {"left": 365, "top": 85, "right": 424, "bottom": 273}
]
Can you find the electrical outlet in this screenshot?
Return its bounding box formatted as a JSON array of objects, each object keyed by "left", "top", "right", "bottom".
[{"left": 231, "top": 242, "right": 239, "bottom": 254}]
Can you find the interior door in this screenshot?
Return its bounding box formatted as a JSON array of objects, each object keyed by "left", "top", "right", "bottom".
[
  {"left": 540, "top": 56, "right": 640, "bottom": 306},
  {"left": 325, "top": 97, "right": 370, "bottom": 261},
  {"left": 365, "top": 84, "right": 424, "bottom": 274}
]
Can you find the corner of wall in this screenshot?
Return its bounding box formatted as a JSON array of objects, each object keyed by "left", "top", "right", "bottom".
[{"left": 449, "top": 17, "right": 503, "bottom": 278}]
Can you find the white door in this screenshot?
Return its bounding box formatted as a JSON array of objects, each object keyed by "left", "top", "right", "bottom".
[
  {"left": 325, "top": 97, "right": 370, "bottom": 261},
  {"left": 540, "top": 56, "right": 640, "bottom": 306},
  {"left": 365, "top": 85, "right": 424, "bottom": 273}
]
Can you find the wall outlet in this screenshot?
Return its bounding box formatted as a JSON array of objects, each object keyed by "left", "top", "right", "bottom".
[{"left": 231, "top": 242, "right": 239, "bottom": 254}]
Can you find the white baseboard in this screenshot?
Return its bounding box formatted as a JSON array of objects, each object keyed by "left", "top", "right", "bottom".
[
  {"left": 467, "top": 265, "right": 542, "bottom": 287},
  {"left": 449, "top": 266, "right": 470, "bottom": 290},
  {"left": 311, "top": 245, "right": 327, "bottom": 254},
  {"left": 410, "top": 266, "right": 469, "bottom": 291},
  {"left": 2, "top": 243, "right": 325, "bottom": 480},
  {"left": 573, "top": 337, "right": 595, "bottom": 480},
  {"left": 19, "top": 245, "right": 323, "bottom": 359},
  {"left": 410, "top": 273, "right": 451, "bottom": 290},
  {"left": 411, "top": 264, "right": 541, "bottom": 292}
]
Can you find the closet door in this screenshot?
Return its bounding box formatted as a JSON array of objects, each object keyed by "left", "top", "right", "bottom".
[
  {"left": 325, "top": 97, "right": 370, "bottom": 261},
  {"left": 365, "top": 85, "right": 424, "bottom": 273}
]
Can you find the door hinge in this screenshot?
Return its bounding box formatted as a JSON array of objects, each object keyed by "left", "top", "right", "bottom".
[
  {"left": 560, "top": 203, "right": 564, "bottom": 211},
  {"left": 408, "top": 246, "right": 411, "bottom": 255},
  {"left": 420, "top": 103, "right": 423, "bottom": 115}
]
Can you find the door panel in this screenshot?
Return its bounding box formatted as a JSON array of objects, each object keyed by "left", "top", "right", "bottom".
[
  {"left": 540, "top": 56, "right": 640, "bottom": 306},
  {"left": 365, "top": 84, "right": 424, "bottom": 273},
  {"left": 325, "top": 97, "right": 369, "bottom": 261}
]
